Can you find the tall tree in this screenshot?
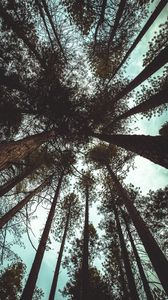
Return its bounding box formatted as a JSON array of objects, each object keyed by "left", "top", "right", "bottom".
[
  {"left": 79, "top": 172, "right": 95, "bottom": 300},
  {"left": 121, "top": 209, "right": 154, "bottom": 300},
  {"left": 49, "top": 193, "right": 81, "bottom": 300},
  {"left": 0, "top": 176, "right": 50, "bottom": 229},
  {"left": 0, "top": 131, "right": 54, "bottom": 171},
  {"left": 88, "top": 144, "right": 168, "bottom": 295},
  {"left": 92, "top": 133, "right": 168, "bottom": 169}
]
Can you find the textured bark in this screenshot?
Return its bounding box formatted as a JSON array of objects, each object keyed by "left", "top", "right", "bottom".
[
  {"left": 111, "top": 87, "right": 168, "bottom": 125},
  {"left": 49, "top": 204, "right": 71, "bottom": 300},
  {"left": 93, "top": 133, "right": 168, "bottom": 169},
  {"left": 112, "top": 199, "right": 139, "bottom": 299},
  {"left": 107, "top": 0, "right": 167, "bottom": 82},
  {"left": 107, "top": 165, "right": 168, "bottom": 296},
  {"left": 0, "top": 163, "right": 41, "bottom": 197},
  {"left": 107, "top": 0, "right": 126, "bottom": 53},
  {"left": 0, "top": 3, "right": 44, "bottom": 66},
  {"left": 121, "top": 209, "right": 154, "bottom": 300},
  {"left": 80, "top": 187, "right": 89, "bottom": 300},
  {"left": 0, "top": 177, "right": 50, "bottom": 229},
  {"left": 20, "top": 172, "right": 64, "bottom": 300},
  {"left": 0, "top": 131, "right": 54, "bottom": 171}
]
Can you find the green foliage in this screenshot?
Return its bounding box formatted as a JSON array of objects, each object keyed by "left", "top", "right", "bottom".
[{"left": 0, "top": 262, "right": 44, "bottom": 300}]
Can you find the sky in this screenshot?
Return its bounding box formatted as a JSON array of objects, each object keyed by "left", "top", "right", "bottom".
[{"left": 3, "top": 1, "right": 168, "bottom": 299}]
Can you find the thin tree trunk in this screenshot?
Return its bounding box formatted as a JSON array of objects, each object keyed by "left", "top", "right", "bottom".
[
  {"left": 112, "top": 199, "right": 139, "bottom": 299},
  {"left": 116, "top": 249, "right": 130, "bottom": 299},
  {"left": 0, "top": 177, "right": 50, "bottom": 229},
  {"left": 80, "top": 187, "right": 89, "bottom": 300},
  {"left": 121, "top": 209, "right": 154, "bottom": 300},
  {"left": 110, "top": 86, "right": 168, "bottom": 126},
  {"left": 107, "top": 0, "right": 167, "bottom": 83},
  {"left": 0, "top": 3, "right": 44, "bottom": 67},
  {"left": 35, "top": 0, "right": 55, "bottom": 51},
  {"left": 107, "top": 0, "right": 126, "bottom": 54},
  {"left": 20, "top": 172, "right": 64, "bottom": 300},
  {"left": 0, "top": 131, "right": 54, "bottom": 171},
  {"left": 41, "top": 0, "right": 66, "bottom": 61},
  {"left": 93, "top": 133, "right": 168, "bottom": 169},
  {"left": 48, "top": 204, "right": 71, "bottom": 300},
  {"left": 107, "top": 165, "right": 168, "bottom": 296},
  {"left": 0, "top": 163, "right": 41, "bottom": 197}
]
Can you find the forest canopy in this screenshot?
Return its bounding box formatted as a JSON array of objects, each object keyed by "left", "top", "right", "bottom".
[{"left": 0, "top": 0, "right": 168, "bottom": 299}]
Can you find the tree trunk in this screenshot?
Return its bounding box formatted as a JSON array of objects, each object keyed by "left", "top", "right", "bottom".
[
  {"left": 107, "top": 0, "right": 167, "bottom": 83},
  {"left": 20, "top": 172, "right": 64, "bottom": 300},
  {"left": 93, "top": 133, "right": 168, "bottom": 169},
  {"left": 107, "top": 165, "right": 168, "bottom": 296},
  {"left": 0, "top": 163, "right": 41, "bottom": 197},
  {"left": 107, "top": 0, "right": 126, "bottom": 53},
  {"left": 41, "top": 0, "right": 66, "bottom": 60},
  {"left": 110, "top": 86, "right": 168, "bottom": 126},
  {"left": 80, "top": 187, "right": 89, "bottom": 300},
  {"left": 112, "top": 199, "right": 139, "bottom": 299},
  {"left": 121, "top": 209, "right": 154, "bottom": 300},
  {"left": 0, "top": 177, "right": 50, "bottom": 229},
  {"left": 48, "top": 204, "right": 71, "bottom": 300},
  {"left": 114, "top": 45, "right": 168, "bottom": 103},
  {"left": 0, "top": 131, "right": 54, "bottom": 171},
  {"left": 0, "top": 3, "right": 44, "bottom": 67},
  {"left": 116, "top": 248, "right": 130, "bottom": 300}
]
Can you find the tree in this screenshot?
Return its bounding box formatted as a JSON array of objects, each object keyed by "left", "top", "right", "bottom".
[
  {"left": 93, "top": 133, "right": 168, "bottom": 169},
  {"left": 79, "top": 172, "right": 95, "bottom": 300},
  {"left": 0, "top": 131, "right": 55, "bottom": 171},
  {"left": 0, "top": 262, "right": 44, "bottom": 300},
  {"left": 49, "top": 193, "right": 81, "bottom": 300},
  {"left": 88, "top": 144, "right": 168, "bottom": 295},
  {"left": 0, "top": 176, "right": 51, "bottom": 229}
]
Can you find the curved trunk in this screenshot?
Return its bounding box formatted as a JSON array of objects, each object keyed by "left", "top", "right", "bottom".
[
  {"left": 93, "top": 133, "right": 168, "bottom": 169},
  {"left": 0, "top": 163, "right": 41, "bottom": 197},
  {"left": 107, "top": 0, "right": 167, "bottom": 83},
  {"left": 107, "top": 165, "right": 168, "bottom": 296},
  {"left": 20, "top": 172, "right": 64, "bottom": 300},
  {"left": 0, "top": 131, "right": 54, "bottom": 171},
  {"left": 111, "top": 87, "right": 168, "bottom": 125},
  {"left": 0, "top": 177, "right": 50, "bottom": 229},
  {"left": 80, "top": 187, "right": 89, "bottom": 300},
  {"left": 121, "top": 209, "right": 154, "bottom": 300},
  {"left": 112, "top": 200, "right": 139, "bottom": 299},
  {"left": 48, "top": 204, "right": 71, "bottom": 300}
]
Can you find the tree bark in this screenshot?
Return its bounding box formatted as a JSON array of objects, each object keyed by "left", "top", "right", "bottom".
[
  {"left": 121, "top": 209, "right": 154, "bottom": 300},
  {"left": 0, "top": 131, "right": 54, "bottom": 171},
  {"left": 0, "top": 177, "right": 50, "bottom": 229},
  {"left": 93, "top": 133, "right": 168, "bottom": 169},
  {"left": 107, "top": 165, "right": 168, "bottom": 296},
  {"left": 112, "top": 199, "right": 139, "bottom": 299},
  {"left": 80, "top": 187, "right": 89, "bottom": 300},
  {"left": 48, "top": 203, "right": 71, "bottom": 300},
  {"left": 110, "top": 86, "right": 168, "bottom": 126},
  {"left": 107, "top": 0, "right": 167, "bottom": 83},
  {"left": 20, "top": 171, "right": 64, "bottom": 300}
]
